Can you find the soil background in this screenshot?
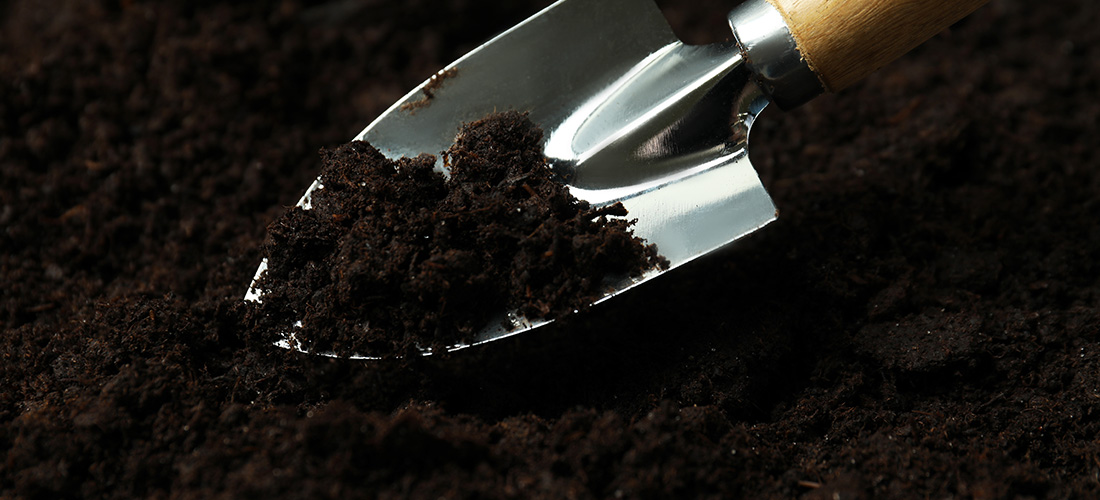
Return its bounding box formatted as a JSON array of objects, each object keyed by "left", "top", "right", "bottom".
[{"left": 2, "top": 0, "right": 1098, "bottom": 498}]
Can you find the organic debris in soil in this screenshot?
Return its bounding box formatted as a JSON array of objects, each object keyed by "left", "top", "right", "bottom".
[{"left": 255, "top": 111, "right": 666, "bottom": 356}]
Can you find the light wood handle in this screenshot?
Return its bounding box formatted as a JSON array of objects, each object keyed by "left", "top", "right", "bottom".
[{"left": 764, "top": 0, "right": 989, "bottom": 92}]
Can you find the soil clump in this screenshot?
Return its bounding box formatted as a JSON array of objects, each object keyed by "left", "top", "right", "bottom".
[{"left": 256, "top": 111, "right": 664, "bottom": 356}]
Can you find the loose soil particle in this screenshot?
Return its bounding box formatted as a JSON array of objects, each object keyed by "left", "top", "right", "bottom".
[
  {"left": 399, "top": 68, "right": 459, "bottom": 112},
  {"left": 255, "top": 111, "right": 664, "bottom": 356},
  {"left": 2, "top": 0, "right": 1099, "bottom": 498}
]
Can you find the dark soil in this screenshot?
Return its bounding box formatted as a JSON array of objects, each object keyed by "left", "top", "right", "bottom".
[
  {"left": 255, "top": 111, "right": 663, "bottom": 356},
  {"left": 2, "top": 0, "right": 1098, "bottom": 498}
]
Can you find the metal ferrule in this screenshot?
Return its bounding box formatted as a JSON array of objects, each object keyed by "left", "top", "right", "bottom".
[{"left": 729, "top": 0, "right": 824, "bottom": 110}]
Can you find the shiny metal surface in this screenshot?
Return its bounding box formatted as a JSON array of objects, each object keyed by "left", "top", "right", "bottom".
[
  {"left": 246, "top": 0, "right": 781, "bottom": 359},
  {"left": 729, "top": 0, "right": 823, "bottom": 110}
]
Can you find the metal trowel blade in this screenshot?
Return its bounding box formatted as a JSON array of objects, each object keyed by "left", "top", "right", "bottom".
[{"left": 246, "top": 0, "right": 777, "bottom": 358}]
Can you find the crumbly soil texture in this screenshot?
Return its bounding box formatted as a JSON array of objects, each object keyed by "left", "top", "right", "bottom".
[
  {"left": 256, "top": 111, "right": 664, "bottom": 356},
  {"left": 3, "top": 0, "right": 1099, "bottom": 498}
]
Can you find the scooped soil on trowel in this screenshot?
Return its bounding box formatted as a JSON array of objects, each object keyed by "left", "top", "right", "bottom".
[{"left": 255, "top": 111, "right": 666, "bottom": 356}]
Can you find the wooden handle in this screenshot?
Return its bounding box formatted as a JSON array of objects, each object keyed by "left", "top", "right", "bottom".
[{"left": 764, "top": 0, "right": 989, "bottom": 92}]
